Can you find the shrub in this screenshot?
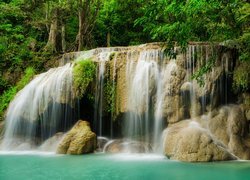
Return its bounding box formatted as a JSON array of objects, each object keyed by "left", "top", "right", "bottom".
[
  {"left": 73, "top": 59, "right": 96, "bottom": 98},
  {"left": 233, "top": 61, "right": 250, "bottom": 92},
  {"left": 0, "top": 67, "right": 35, "bottom": 120}
]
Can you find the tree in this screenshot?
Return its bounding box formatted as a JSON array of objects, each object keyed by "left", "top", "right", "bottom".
[
  {"left": 94, "top": 0, "right": 151, "bottom": 47},
  {"left": 76, "top": 0, "right": 101, "bottom": 51}
]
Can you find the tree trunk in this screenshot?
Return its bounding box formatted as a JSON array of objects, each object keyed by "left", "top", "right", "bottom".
[
  {"left": 107, "top": 31, "right": 111, "bottom": 47},
  {"left": 77, "top": 7, "right": 84, "bottom": 51},
  {"left": 61, "top": 24, "right": 66, "bottom": 52},
  {"left": 44, "top": 8, "right": 58, "bottom": 52},
  {"left": 45, "top": 1, "right": 50, "bottom": 32}
]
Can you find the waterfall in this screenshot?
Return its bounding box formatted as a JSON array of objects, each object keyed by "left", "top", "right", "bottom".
[
  {"left": 1, "top": 63, "right": 75, "bottom": 150},
  {"left": 0, "top": 43, "right": 233, "bottom": 154},
  {"left": 110, "top": 53, "right": 118, "bottom": 138},
  {"left": 124, "top": 50, "right": 169, "bottom": 152},
  {"left": 153, "top": 60, "right": 177, "bottom": 152}
]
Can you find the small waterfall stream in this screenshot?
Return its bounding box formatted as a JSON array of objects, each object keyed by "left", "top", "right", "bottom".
[
  {"left": 94, "top": 51, "right": 111, "bottom": 136},
  {"left": 125, "top": 50, "right": 159, "bottom": 144},
  {"left": 1, "top": 63, "right": 75, "bottom": 150}
]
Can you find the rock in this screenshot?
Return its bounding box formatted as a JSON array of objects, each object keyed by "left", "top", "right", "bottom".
[
  {"left": 162, "top": 95, "right": 182, "bottom": 123},
  {"left": 56, "top": 120, "right": 97, "bottom": 155},
  {"left": 245, "top": 109, "right": 250, "bottom": 121},
  {"left": 208, "top": 107, "right": 230, "bottom": 145},
  {"left": 208, "top": 105, "right": 250, "bottom": 159},
  {"left": 0, "top": 121, "right": 4, "bottom": 141},
  {"left": 96, "top": 136, "right": 109, "bottom": 152},
  {"left": 227, "top": 106, "right": 247, "bottom": 136},
  {"left": 241, "top": 93, "right": 250, "bottom": 121},
  {"left": 104, "top": 139, "right": 152, "bottom": 153},
  {"left": 163, "top": 120, "right": 236, "bottom": 162},
  {"left": 227, "top": 106, "right": 250, "bottom": 159},
  {"left": 228, "top": 135, "right": 250, "bottom": 160},
  {"left": 39, "top": 132, "right": 64, "bottom": 152},
  {"left": 180, "top": 82, "right": 192, "bottom": 92}
]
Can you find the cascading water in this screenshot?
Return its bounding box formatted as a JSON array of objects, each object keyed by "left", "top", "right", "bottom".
[
  {"left": 153, "top": 60, "right": 177, "bottom": 152},
  {"left": 1, "top": 63, "right": 76, "bottom": 150},
  {"left": 124, "top": 50, "right": 171, "bottom": 152}
]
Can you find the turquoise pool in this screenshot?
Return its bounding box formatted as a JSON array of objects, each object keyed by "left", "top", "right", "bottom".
[{"left": 0, "top": 153, "right": 250, "bottom": 180}]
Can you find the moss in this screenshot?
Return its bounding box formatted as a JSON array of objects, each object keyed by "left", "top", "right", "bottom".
[
  {"left": 233, "top": 61, "right": 250, "bottom": 92},
  {"left": 73, "top": 59, "right": 96, "bottom": 98},
  {"left": 0, "top": 67, "right": 36, "bottom": 120},
  {"left": 109, "top": 52, "right": 116, "bottom": 61},
  {"left": 104, "top": 79, "right": 116, "bottom": 119}
]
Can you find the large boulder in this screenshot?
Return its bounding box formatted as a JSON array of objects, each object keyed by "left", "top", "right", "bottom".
[
  {"left": 163, "top": 120, "right": 236, "bottom": 162},
  {"left": 56, "top": 120, "right": 97, "bottom": 155}
]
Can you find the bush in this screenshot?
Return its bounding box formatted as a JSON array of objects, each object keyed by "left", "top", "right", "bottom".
[
  {"left": 233, "top": 61, "right": 250, "bottom": 92},
  {"left": 73, "top": 59, "right": 96, "bottom": 98},
  {"left": 0, "top": 67, "right": 35, "bottom": 120}
]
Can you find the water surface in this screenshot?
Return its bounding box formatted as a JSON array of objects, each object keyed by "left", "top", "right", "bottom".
[{"left": 0, "top": 153, "right": 250, "bottom": 180}]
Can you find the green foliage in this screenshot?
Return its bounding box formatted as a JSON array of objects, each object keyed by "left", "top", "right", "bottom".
[
  {"left": 0, "top": 87, "right": 16, "bottom": 120},
  {"left": 104, "top": 79, "right": 116, "bottom": 118},
  {"left": 0, "top": 67, "right": 35, "bottom": 120},
  {"left": 16, "top": 67, "right": 36, "bottom": 90},
  {"left": 136, "top": 0, "right": 245, "bottom": 47},
  {"left": 73, "top": 59, "right": 96, "bottom": 98},
  {"left": 233, "top": 61, "right": 250, "bottom": 92},
  {"left": 94, "top": 0, "right": 150, "bottom": 46},
  {"left": 191, "top": 56, "right": 216, "bottom": 86},
  {"left": 0, "top": 0, "right": 249, "bottom": 95},
  {"left": 135, "top": 0, "right": 249, "bottom": 91}
]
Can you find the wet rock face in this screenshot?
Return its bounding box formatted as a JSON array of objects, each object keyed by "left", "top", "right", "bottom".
[
  {"left": 163, "top": 120, "right": 236, "bottom": 162},
  {"left": 103, "top": 139, "right": 152, "bottom": 153},
  {"left": 56, "top": 120, "right": 97, "bottom": 155}
]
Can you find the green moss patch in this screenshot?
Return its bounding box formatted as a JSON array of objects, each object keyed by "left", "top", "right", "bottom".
[{"left": 73, "top": 59, "right": 96, "bottom": 98}]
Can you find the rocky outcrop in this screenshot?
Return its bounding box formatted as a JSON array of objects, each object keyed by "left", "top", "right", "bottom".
[
  {"left": 163, "top": 120, "right": 236, "bottom": 162},
  {"left": 56, "top": 120, "right": 97, "bottom": 155}
]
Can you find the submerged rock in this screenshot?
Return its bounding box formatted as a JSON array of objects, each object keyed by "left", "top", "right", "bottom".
[
  {"left": 56, "top": 120, "right": 97, "bottom": 155},
  {"left": 104, "top": 139, "right": 152, "bottom": 153},
  {"left": 163, "top": 120, "right": 236, "bottom": 162}
]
